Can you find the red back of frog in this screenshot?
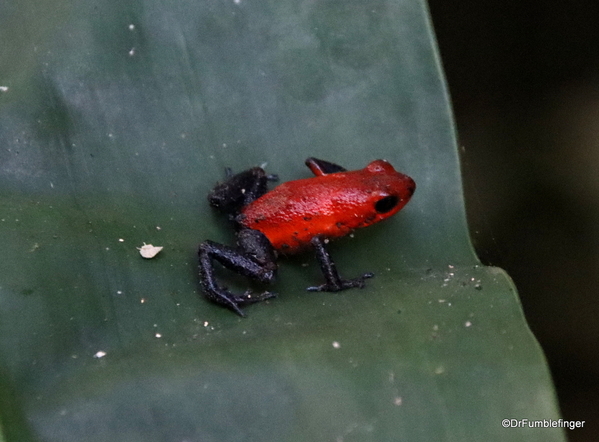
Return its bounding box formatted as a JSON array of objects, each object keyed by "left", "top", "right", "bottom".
[{"left": 240, "top": 159, "right": 416, "bottom": 253}]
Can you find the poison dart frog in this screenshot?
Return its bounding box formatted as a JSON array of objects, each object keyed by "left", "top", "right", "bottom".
[{"left": 198, "top": 157, "right": 416, "bottom": 316}]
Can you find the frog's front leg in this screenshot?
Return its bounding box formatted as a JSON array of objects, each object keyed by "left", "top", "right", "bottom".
[
  {"left": 198, "top": 228, "right": 278, "bottom": 316},
  {"left": 305, "top": 157, "right": 347, "bottom": 176},
  {"left": 307, "top": 236, "right": 374, "bottom": 292}
]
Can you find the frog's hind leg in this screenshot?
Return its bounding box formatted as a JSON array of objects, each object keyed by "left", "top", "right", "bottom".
[
  {"left": 208, "top": 167, "right": 277, "bottom": 216},
  {"left": 198, "top": 229, "right": 278, "bottom": 316}
]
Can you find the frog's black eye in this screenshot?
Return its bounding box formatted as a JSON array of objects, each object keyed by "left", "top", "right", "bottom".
[{"left": 374, "top": 195, "right": 399, "bottom": 214}]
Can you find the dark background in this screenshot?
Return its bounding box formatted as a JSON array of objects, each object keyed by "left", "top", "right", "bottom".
[{"left": 428, "top": 1, "right": 599, "bottom": 440}]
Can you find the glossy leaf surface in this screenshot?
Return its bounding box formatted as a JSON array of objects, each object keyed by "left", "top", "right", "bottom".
[{"left": 0, "top": 0, "right": 563, "bottom": 440}]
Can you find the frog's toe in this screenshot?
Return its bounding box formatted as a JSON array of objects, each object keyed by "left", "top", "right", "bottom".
[
  {"left": 234, "top": 290, "right": 277, "bottom": 305},
  {"left": 307, "top": 272, "right": 374, "bottom": 292}
]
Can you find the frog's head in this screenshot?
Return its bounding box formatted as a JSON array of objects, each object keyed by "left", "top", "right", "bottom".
[{"left": 361, "top": 159, "right": 416, "bottom": 223}]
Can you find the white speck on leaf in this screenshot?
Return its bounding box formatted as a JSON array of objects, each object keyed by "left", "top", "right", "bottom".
[
  {"left": 138, "top": 243, "right": 163, "bottom": 258},
  {"left": 93, "top": 351, "right": 106, "bottom": 358}
]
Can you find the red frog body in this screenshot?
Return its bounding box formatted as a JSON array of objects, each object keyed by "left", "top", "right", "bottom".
[
  {"left": 198, "top": 157, "right": 415, "bottom": 317},
  {"left": 239, "top": 160, "right": 415, "bottom": 253}
]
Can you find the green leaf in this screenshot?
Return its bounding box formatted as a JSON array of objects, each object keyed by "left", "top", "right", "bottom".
[{"left": 0, "top": 0, "right": 564, "bottom": 441}]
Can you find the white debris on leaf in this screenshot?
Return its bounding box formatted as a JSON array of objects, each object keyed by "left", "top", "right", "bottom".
[
  {"left": 137, "top": 243, "right": 163, "bottom": 259},
  {"left": 93, "top": 351, "right": 106, "bottom": 358}
]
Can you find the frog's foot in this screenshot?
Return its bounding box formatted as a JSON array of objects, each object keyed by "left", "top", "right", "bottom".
[
  {"left": 202, "top": 287, "right": 277, "bottom": 317},
  {"left": 307, "top": 272, "right": 374, "bottom": 292},
  {"left": 234, "top": 290, "right": 278, "bottom": 304}
]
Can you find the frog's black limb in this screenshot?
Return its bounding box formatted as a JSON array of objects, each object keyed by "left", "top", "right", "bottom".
[
  {"left": 208, "top": 167, "right": 277, "bottom": 216},
  {"left": 306, "top": 236, "right": 374, "bottom": 292},
  {"left": 305, "top": 158, "right": 347, "bottom": 176},
  {"left": 198, "top": 228, "right": 277, "bottom": 317}
]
